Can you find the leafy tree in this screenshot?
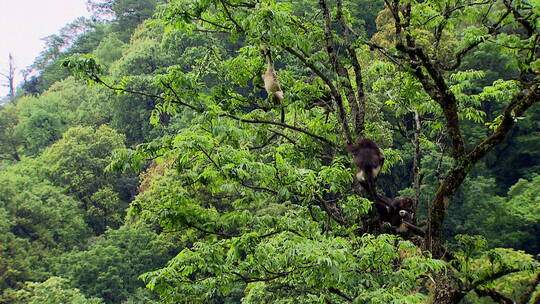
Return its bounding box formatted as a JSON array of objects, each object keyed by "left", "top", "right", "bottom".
[
  {"left": 444, "top": 235, "right": 538, "bottom": 304},
  {"left": 59, "top": 0, "right": 540, "bottom": 302},
  {"left": 14, "top": 107, "right": 64, "bottom": 156},
  {"left": 0, "top": 163, "right": 90, "bottom": 250},
  {"left": 3, "top": 277, "right": 104, "bottom": 304},
  {"left": 0, "top": 161, "right": 90, "bottom": 297},
  {"left": 11, "top": 79, "right": 108, "bottom": 156},
  {"left": 40, "top": 125, "right": 128, "bottom": 234},
  {"left": 24, "top": 18, "right": 106, "bottom": 94},
  {"left": 86, "top": 0, "right": 159, "bottom": 42},
  {"left": 0, "top": 105, "right": 23, "bottom": 161},
  {"left": 93, "top": 33, "right": 125, "bottom": 66},
  {"left": 448, "top": 175, "right": 540, "bottom": 253},
  {"left": 53, "top": 225, "right": 175, "bottom": 304}
]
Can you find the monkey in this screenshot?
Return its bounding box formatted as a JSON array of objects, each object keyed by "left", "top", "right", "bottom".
[
  {"left": 374, "top": 195, "right": 419, "bottom": 234},
  {"left": 261, "top": 46, "right": 284, "bottom": 101},
  {"left": 390, "top": 197, "right": 415, "bottom": 233},
  {"left": 346, "top": 139, "right": 385, "bottom": 199}
]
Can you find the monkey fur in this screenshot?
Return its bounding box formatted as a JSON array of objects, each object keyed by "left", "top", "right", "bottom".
[
  {"left": 347, "top": 139, "right": 421, "bottom": 235},
  {"left": 375, "top": 196, "right": 417, "bottom": 234},
  {"left": 347, "top": 139, "right": 385, "bottom": 199},
  {"left": 261, "top": 46, "right": 284, "bottom": 101}
]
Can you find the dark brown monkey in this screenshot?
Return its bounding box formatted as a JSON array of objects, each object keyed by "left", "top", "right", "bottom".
[
  {"left": 375, "top": 196, "right": 416, "bottom": 234},
  {"left": 347, "top": 139, "right": 385, "bottom": 199},
  {"left": 390, "top": 197, "right": 414, "bottom": 233}
]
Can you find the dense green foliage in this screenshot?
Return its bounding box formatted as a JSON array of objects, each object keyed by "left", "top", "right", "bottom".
[{"left": 1, "top": 0, "right": 539, "bottom": 303}]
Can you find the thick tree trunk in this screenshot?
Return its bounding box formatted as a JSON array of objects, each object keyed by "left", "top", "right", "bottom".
[
  {"left": 427, "top": 165, "right": 469, "bottom": 254},
  {"left": 427, "top": 88, "right": 539, "bottom": 255},
  {"left": 432, "top": 273, "right": 465, "bottom": 304}
]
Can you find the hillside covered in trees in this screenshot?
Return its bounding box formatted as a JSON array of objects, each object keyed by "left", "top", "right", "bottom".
[{"left": 1, "top": 0, "right": 539, "bottom": 303}]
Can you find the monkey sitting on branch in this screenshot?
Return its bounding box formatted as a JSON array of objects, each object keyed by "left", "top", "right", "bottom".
[
  {"left": 347, "top": 139, "right": 424, "bottom": 235},
  {"left": 375, "top": 195, "right": 424, "bottom": 235},
  {"left": 347, "top": 138, "right": 385, "bottom": 200}
]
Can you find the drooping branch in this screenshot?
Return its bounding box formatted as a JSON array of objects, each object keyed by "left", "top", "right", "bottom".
[
  {"left": 90, "top": 73, "right": 164, "bottom": 101},
  {"left": 85, "top": 69, "right": 337, "bottom": 150}
]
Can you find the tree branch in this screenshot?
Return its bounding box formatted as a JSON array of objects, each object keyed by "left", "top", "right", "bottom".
[
  {"left": 219, "top": 0, "right": 244, "bottom": 32},
  {"left": 520, "top": 271, "right": 540, "bottom": 304},
  {"left": 160, "top": 80, "right": 203, "bottom": 111},
  {"left": 318, "top": 0, "right": 353, "bottom": 144},
  {"left": 316, "top": 193, "right": 346, "bottom": 226},
  {"left": 474, "top": 287, "right": 514, "bottom": 304},
  {"left": 503, "top": 0, "right": 535, "bottom": 37},
  {"left": 467, "top": 87, "right": 539, "bottom": 164},
  {"left": 471, "top": 267, "right": 525, "bottom": 290},
  {"left": 164, "top": 222, "right": 238, "bottom": 238},
  {"left": 231, "top": 271, "right": 290, "bottom": 283},
  {"left": 337, "top": 0, "right": 365, "bottom": 137},
  {"left": 328, "top": 287, "right": 353, "bottom": 302},
  {"left": 220, "top": 113, "right": 338, "bottom": 148},
  {"left": 92, "top": 74, "right": 163, "bottom": 100},
  {"left": 440, "top": 8, "right": 511, "bottom": 71}
]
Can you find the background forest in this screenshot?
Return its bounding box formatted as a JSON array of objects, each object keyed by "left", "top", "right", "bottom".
[{"left": 0, "top": 0, "right": 539, "bottom": 303}]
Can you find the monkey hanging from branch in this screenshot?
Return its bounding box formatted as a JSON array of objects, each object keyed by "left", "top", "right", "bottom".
[
  {"left": 261, "top": 45, "right": 284, "bottom": 101},
  {"left": 260, "top": 45, "right": 285, "bottom": 123}
]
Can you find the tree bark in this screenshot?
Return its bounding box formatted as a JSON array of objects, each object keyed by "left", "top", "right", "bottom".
[{"left": 432, "top": 273, "right": 465, "bottom": 304}]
